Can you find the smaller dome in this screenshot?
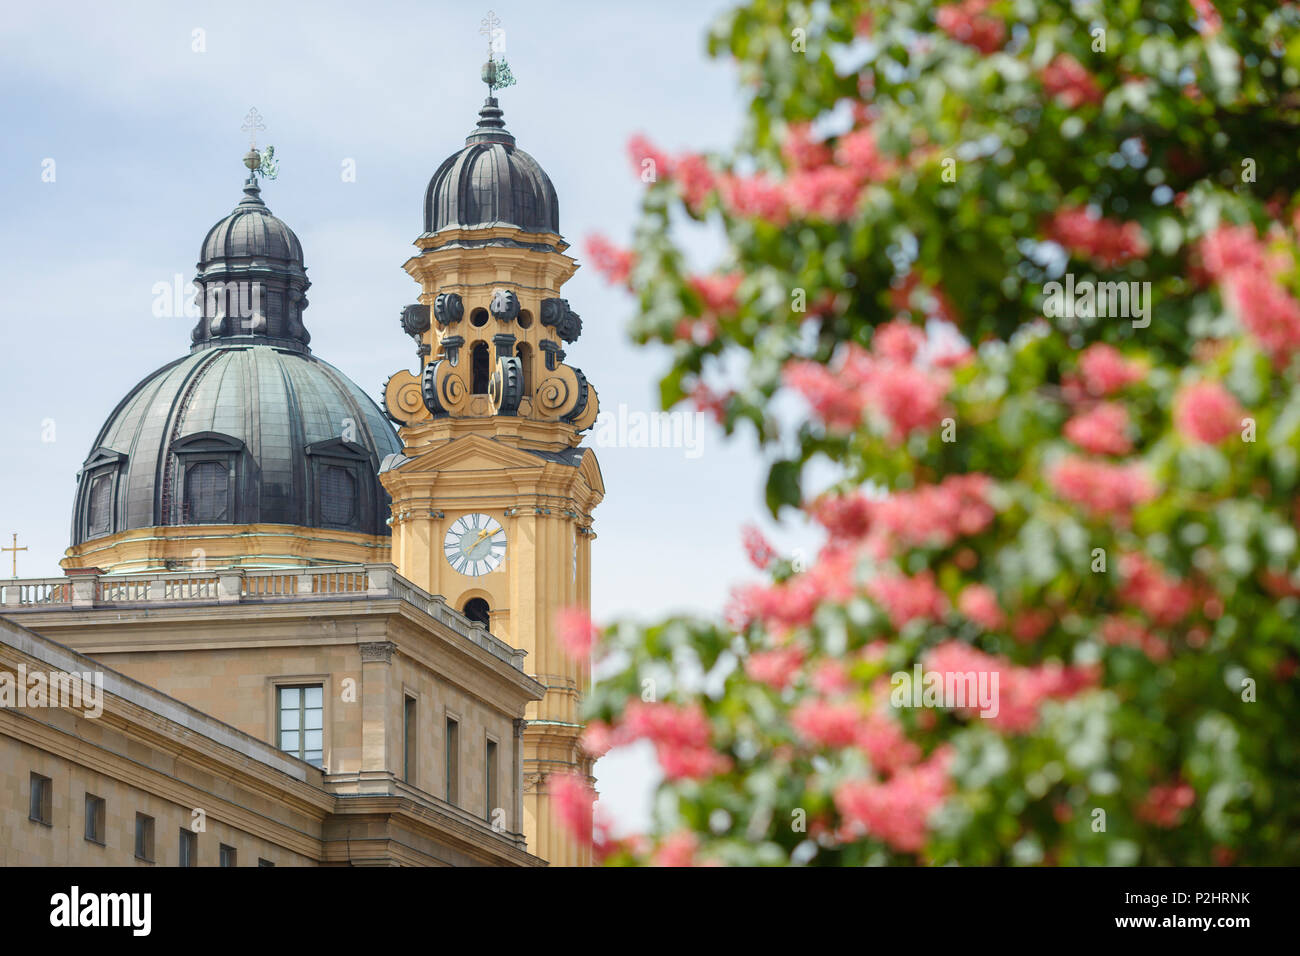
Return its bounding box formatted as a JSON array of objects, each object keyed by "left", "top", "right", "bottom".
[
  {"left": 423, "top": 97, "right": 559, "bottom": 237},
  {"left": 200, "top": 180, "right": 304, "bottom": 265}
]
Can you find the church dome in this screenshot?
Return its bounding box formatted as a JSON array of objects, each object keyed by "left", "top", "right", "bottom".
[
  {"left": 71, "top": 346, "right": 402, "bottom": 549},
  {"left": 67, "top": 160, "right": 402, "bottom": 567},
  {"left": 200, "top": 182, "right": 305, "bottom": 264},
  {"left": 423, "top": 97, "right": 560, "bottom": 237}
]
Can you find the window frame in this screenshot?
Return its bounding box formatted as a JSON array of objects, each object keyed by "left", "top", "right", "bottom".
[
  {"left": 219, "top": 843, "right": 237, "bottom": 867},
  {"left": 445, "top": 714, "right": 460, "bottom": 806},
  {"left": 28, "top": 772, "right": 51, "bottom": 826},
  {"left": 135, "top": 813, "right": 155, "bottom": 863},
  {"left": 84, "top": 792, "right": 106, "bottom": 845},
  {"left": 76, "top": 448, "right": 126, "bottom": 542},
  {"left": 179, "top": 827, "right": 197, "bottom": 867},
  {"left": 172, "top": 432, "right": 244, "bottom": 526},
  {"left": 274, "top": 681, "right": 326, "bottom": 768}
]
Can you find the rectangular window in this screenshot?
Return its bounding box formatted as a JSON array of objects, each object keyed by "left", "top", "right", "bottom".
[
  {"left": 220, "top": 844, "right": 237, "bottom": 867},
  {"left": 403, "top": 695, "right": 417, "bottom": 784},
  {"left": 135, "top": 813, "right": 155, "bottom": 862},
  {"left": 257, "top": 858, "right": 275, "bottom": 868},
  {"left": 277, "top": 684, "right": 324, "bottom": 767},
  {"left": 445, "top": 717, "right": 459, "bottom": 805},
  {"left": 28, "top": 773, "right": 51, "bottom": 826},
  {"left": 179, "top": 828, "right": 197, "bottom": 867},
  {"left": 485, "top": 739, "right": 498, "bottom": 823},
  {"left": 84, "top": 793, "right": 105, "bottom": 845}
]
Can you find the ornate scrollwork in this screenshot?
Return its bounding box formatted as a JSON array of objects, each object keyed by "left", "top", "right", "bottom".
[
  {"left": 490, "top": 288, "right": 520, "bottom": 322},
  {"left": 421, "top": 358, "right": 467, "bottom": 417},
  {"left": 540, "top": 297, "right": 582, "bottom": 343},
  {"left": 433, "top": 292, "right": 464, "bottom": 326},
  {"left": 489, "top": 356, "right": 524, "bottom": 416},
  {"left": 383, "top": 370, "right": 431, "bottom": 425},
  {"left": 402, "top": 303, "right": 431, "bottom": 337}
]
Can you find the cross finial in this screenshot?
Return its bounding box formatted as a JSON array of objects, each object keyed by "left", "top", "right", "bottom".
[
  {"left": 239, "top": 107, "right": 279, "bottom": 184},
  {"left": 2, "top": 532, "right": 28, "bottom": 578},
  {"left": 241, "top": 107, "right": 266, "bottom": 150},
  {"left": 479, "top": 11, "right": 516, "bottom": 94}
]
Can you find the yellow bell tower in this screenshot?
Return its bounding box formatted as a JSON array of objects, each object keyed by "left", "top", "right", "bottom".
[{"left": 381, "top": 85, "right": 602, "bottom": 866}]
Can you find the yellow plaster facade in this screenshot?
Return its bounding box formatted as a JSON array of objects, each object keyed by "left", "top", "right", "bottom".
[{"left": 383, "top": 223, "right": 603, "bottom": 866}]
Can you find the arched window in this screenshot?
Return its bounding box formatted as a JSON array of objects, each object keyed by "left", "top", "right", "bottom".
[
  {"left": 320, "top": 465, "right": 357, "bottom": 525},
  {"left": 471, "top": 341, "right": 490, "bottom": 395},
  {"left": 463, "top": 598, "right": 490, "bottom": 627},
  {"left": 87, "top": 475, "right": 112, "bottom": 537},
  {"left": 515, "top": 342, "right": 532, "bottom": 397},
  {"left": 183, "top": 461, "right": 229, "bottom": 523}
]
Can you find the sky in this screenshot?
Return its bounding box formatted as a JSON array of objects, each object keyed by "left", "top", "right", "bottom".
[{"left": 0, "top": 0, "right": 824, "bottom": 834}]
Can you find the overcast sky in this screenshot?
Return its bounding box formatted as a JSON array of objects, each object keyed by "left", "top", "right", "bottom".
[{"left": 0, "top": 0, "right": 825, "bottom": 834}]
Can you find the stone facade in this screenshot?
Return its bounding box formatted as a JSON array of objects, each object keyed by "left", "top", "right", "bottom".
[{"left": 1, "top": 565, "right": 544, "bottom": 866}]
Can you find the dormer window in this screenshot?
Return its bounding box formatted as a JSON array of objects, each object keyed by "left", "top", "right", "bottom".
[
  {"left": 87, "top": 476, "right": 112, "bottom": 536},
  {"left": 171, "top": 432, "right": 244, "bottom": 526},
  {"left": 76, "top": 448, "right": 126, "bottom": 542},
  {"left": 320, "top": 466, "right": 357, "bottom": 525},
  {"left": 305, "top": 438, "right": 376, "bottom": 532},
  {"left": 184, "top": 461, "right": 230, "bottom": 523}
]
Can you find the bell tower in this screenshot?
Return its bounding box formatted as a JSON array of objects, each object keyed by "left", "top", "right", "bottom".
[{"left": 381, "top": 62, "right": 602, "bottom": 865}]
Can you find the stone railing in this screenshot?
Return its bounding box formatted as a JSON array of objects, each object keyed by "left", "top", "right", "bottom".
[{"left": 1, "top": 564, "right": 525, "bottom": 671}]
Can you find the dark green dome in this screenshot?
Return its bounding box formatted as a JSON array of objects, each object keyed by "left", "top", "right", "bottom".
[{"left": 72, "top": 346, "right": 402, "bottom": 545}]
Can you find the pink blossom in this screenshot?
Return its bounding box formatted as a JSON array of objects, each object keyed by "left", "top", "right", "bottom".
[
  {"left": 555, "top": 606, "right": 598, "bottom": 660},
  {"left": 1119, "top": 553, "right": 1200, "bottom": 628},
  {"left": 741, "top": 524, "right": 777, "bottom": 570},
  {"left": 1049, "top": 455, "right": 1157, "bottom": 520},
  {"left": 1064, "top": 402, "right": 1133, "bottom": 455},
  {"left": 627, "top": 133, "right": 672, "bottom": 182},
  {"left": 1077, "top": 343, "right": 1145, "bottom": 396},
  {"left": 745, "top": 645, "right": 805, "bottom": 690},
  {"left": 782, "top": 358, "right": 869, "bottom": 431},
  {"left": 781, "top": 121, "right": 833, "bottom": 170},
  {"left": 1041, "top": 54, "right": 1104, "bottom": 108},
  {"left": 1174, "top": 381, "right": 1245, "bottom": 444},
  {"left": 866, "top": 570, "right": 949, "bottom": 630},
  {"left": 1199, "top": 226, "right": 1300, "bottom": 363},
  {"left": 791, "top": 698, "right": 863, "bottom": 748},
  {"left": 924, "top": 641, "right": 1098, "bottom": 732},
  {"left": 856, "top": 711, "right": 922, "bottom": 775},
  {"left": 811, "top": 659, "right": 854, "bottom": 696},
  {"left": 580, "top": 720, "right": 618, "bottom": 758},
  {"left": 1188, "top": 0, "right": 1222, "bottom": 36},
  {"left": 786, "top": 165, "right": 866, "bottom": 222},
  {"left": 688, "top": 382, "right": 730, "bottom": 424},
  {"left": 867, "top": 363, "right": 950, "bottom": 439},
  {"left": 1100, "top": 615, "right": 1169, "bottom": 662},
  {"left": 718, "top": 172, "right": 790, "bottom": 225},
  {"left": 873, "top": 320, "right": 926, "bottom": 365},
  {"left": 620, "top": 701, "right": 731, "bottom": 782},
  {"left": 958, "top": 584, "right": 1006, "bottom": 632},
  {"left": 650, "top": 831, "right": 701, "bottom": 867},
  {"left": 834, "top": 127, "right": 896, "bottom": 180},
  {"left": 1137, "top": 781, "right": 1195, "bottom": 827},
  {"left": 549, "top": 772, "right": 598, "bottom": 849},
  {"left": 673, "top": 153, "right": 715, "bottom": 211},
  {"left": 834, "top": 748, "right": 952, "bottom": 853},
  {"left": 935, "top": 0, "right": 1006, "bottom": 54},
  {"left": 811, "top": 474, "right": 995, "bottom": 557},
  {"left": 727, "top": 548, "right": 858, "bottom": 632},
  {"left": 1046, "top": 206, "right": 1148, "bottom": 268},
  {"left": 689, "top": 272, "right": 743, "bottom": 315},
  {"left": 584, "top": 234, "right": 635, "bottom": 286}
]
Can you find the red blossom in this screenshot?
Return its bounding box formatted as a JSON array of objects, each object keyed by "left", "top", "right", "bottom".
[
  {"left": 1136, "top": 781, "right": 1196, "bottom": 827},
  {"left": 1173, "top": 381, "right": 1245, "bottom": 444},
  {"left": 1049, "top": 455, "right": 1157, "bottom": 520},
  {"left": 834, "top": 748, "right": 952, "bottom": 853},
  {"left": 1041, "top": 54, "right": 1104, "bottom": 108},
  {"left": 584, "top": 234, "right": 635, "bottom": 286},
  {"left": 1119, "top": 553, "right": 1201, "bottom": 628},
  {"left": 555, "top": 606, "right": 599, "bottom": 660},
  {"left": 1046, "top": 206, "right": 1148, "bottom": 268},
  {"left": 741, "top": 523, "right": 777, "bottom": 570},
  {"left": 866, "top": 570, "right": 949, "bottom": 630},
  {"left": 745, "top": 645, "right": 805, "bottom": 690},
  {"left": 1076, "top": 343, "right": 1145, "bottom": 397},
  {"left": 1064, "top": 402, "right": 1133, "bottom": 456},
  {"left": 935, "top": 0, "right": 1006, "bottom": 54},
  {"left": 958, "top": 584, "right": 1006, "bottom": 632}
]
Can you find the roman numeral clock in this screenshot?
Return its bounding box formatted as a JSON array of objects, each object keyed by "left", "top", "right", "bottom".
[{"left": 443, "top": 513, "right": 507, "bottom": 577}]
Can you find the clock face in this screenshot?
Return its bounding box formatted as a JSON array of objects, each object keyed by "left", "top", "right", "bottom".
[{"left": 444, "top": 513, "right": 506, "bottom": 576}]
